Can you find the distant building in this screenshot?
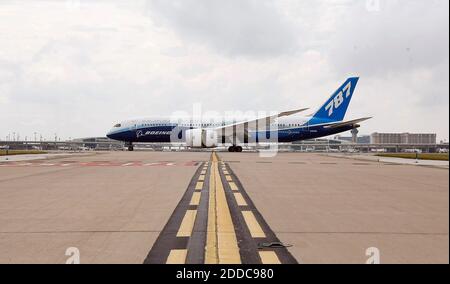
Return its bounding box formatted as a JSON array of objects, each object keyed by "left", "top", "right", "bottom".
[
  {"left": 335, "top": 135, "right": 371, "bottom": 144},
  {"left": 72, "top": 137, "right": 123, "bottom": 150},
  {"left": 370, "top": 133, "right": 436, "bottom": 144}
]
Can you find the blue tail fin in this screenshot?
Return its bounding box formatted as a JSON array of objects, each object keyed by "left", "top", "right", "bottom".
[{"left": 309, "top": 77, "right": 359, "bottom": 124}]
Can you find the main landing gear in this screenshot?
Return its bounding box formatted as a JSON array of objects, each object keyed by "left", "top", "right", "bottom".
[{"left": 228, "top": 145, "right": 243, "bottom": 152}]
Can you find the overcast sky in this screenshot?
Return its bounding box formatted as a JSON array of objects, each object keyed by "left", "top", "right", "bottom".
[{"left": 0, "top": 0, "right": 448, "bottom": 141}]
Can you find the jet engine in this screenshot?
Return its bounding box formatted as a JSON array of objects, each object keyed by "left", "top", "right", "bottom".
[{"left": 185, "top": 129, "right": 218, "bottom": 148}]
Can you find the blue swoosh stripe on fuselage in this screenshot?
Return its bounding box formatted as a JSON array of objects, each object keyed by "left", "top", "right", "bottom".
[{"left": 107, "top": 124, "right": 355, "bottom": 143}]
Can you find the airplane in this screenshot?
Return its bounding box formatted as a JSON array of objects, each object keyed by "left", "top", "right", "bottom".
[{"left": 106, "top": 77, "right": 372, "bottom": 152}]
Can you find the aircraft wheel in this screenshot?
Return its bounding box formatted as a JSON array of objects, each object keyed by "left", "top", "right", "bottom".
[
  {"left": 228, "top": 146, "right": 235, "bottom": 152},
  {"left": 236, "top": 146, "right": 243, "bottom": 152},
  {"left": 128, "top": 146, "right": 134, "bottom": 151}
]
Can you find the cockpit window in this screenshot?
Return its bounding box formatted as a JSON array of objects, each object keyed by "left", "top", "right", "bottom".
[{"left": 114, "top": 123, "right": 121, "bottom": 127}]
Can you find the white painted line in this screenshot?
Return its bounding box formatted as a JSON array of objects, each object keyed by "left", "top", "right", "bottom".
[{"left": 144, "top": 163, "right": 159, "bottom": 166}]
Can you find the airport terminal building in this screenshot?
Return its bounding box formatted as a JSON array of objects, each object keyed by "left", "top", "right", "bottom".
[{"left": 370, "top": 132, "right": 437, "bottom": 144}]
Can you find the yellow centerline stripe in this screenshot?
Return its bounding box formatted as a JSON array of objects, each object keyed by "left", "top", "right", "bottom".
[
  {"left": 242, "top": 211, "right": 266, "bottom": 238},
  {"left": 215, "top": 162, "right": 241, "bottom": 264},
  {"left": 177, "top": 210, "right": 197, "bottom": 237},
  {"left": 205, "top": 154, "right": 218, "bottom": 263},
  {"left": 259, "top": 251, "right": 281, "bottom": 264},
  {"left": 166, "top": 249, "right": 188, "bottom": 264},
  {"left": 205, "top": 152, "right": 241, "bottom": 264}
]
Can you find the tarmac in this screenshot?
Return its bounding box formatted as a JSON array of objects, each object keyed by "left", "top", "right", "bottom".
[
  {"left": 0, "top": 151, "right": 448, "bottom": 264},
  {"left": 325, "top": 153, "right": 449, "bottom": 169}
]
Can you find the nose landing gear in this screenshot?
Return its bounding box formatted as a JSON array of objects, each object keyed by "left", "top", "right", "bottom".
[
  {"left": 228, "top": 146, "right": 243, "bottom": 152},
  {"left": 125, "top": 142, "right": 134, "bottom": 151}
]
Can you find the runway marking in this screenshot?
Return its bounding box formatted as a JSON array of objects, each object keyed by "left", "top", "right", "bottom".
[
  {"left": 242, "top": 211, "right": 266, "bottom": 238},
  {"left": 144, "top": 162, "right": 159, "bottom": 166},
  {"left": 233, "top": 192, "right": 247, "bottom": 206},
  {"left": 144, "top": 162, "right": 207, "bottom": 264},
  {"left": 166, "top": 249, "right": 187, "bottom": 264},
  {"left": 195, "top": 182, "right": 204, "bottom": 190},
  {"left": 222, "top": 162, "right": 297, "bottom": 264},
  {"left": 205, "top": 160, "right": 218, "bottom": 264},
  {"left": 177, "top": 210, "right": 197, "bottom": 237},
  {"left": 190, "top": 192, "right": 201, "bottom": 206},
  {"left": 259, "top": 251, "right": 281, "bottom": 264},
  {"left": 145, "top": 158, "right": 297, "bottom": 264},
  {"left": 205, "top": 152, "right": 241, "bottom": 264},
  {"left": 229, "top": 182, "right": 238, "bottom": 191},
  {"left": 0, "top": 161, "right": 201, "bottom": 167}
]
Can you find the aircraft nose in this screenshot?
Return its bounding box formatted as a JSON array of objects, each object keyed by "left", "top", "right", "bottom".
[{"left": 106, "top": 130, "right": 114, "bottom": 139}]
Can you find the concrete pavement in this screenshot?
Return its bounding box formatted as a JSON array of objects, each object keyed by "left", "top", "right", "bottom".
[
  {"left": 0, "top": 151, "right": 447, "bottom": 263},
  {"left": 222, "top": 152, "right": 449, "bottom": 264},
  {"left": 0, "top": 151, "right": 209, "bottom": 263}
]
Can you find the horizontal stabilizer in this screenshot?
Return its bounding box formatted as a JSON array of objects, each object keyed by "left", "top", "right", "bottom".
[{"left": 323, "top": 117, "right": 372, "bottom": 129}]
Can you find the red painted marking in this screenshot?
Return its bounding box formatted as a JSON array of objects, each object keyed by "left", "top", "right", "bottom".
[
  {"left": 184, "top": 161, "right": 201, "bottom": 166},
  {"left": 0, "top": 160, "right": 201, "bottom": 167}
]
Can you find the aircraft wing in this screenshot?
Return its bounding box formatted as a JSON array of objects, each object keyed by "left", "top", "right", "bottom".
[
  {"left": 214, "top": 108, "right": 309, "bottom": 137},
  {"left": 322, "top": 117, "right": 372, "bottom": 129}
]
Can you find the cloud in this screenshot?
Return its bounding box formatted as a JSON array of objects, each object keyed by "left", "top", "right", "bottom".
[
  {"left": 146, "top": 0, "right": 298, "bottom": 57},
  {"left": 326, "top": 0, "right": 449, "bottom": 76},
  {"left": 0, "top": 0, "right": 448, "bottom": 141}
]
